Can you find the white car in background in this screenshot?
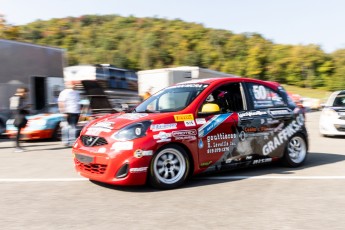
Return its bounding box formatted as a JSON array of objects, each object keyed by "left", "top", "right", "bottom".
[
  {"left": 302, "top": 97, "right": 322, "bottom": 111},
  {"left": 319, "top": 90, "right": 345, "bottom": 136}
]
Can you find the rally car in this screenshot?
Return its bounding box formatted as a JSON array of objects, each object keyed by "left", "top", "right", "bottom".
[
  {"left": 72, "top": 77, "right": 308, "bottom": 189},
  {"left": 319, "top": 90, "right": 345, "bottom": 136},
  {"left": 6, "top": 105, "right": 64, "bottom": 140},
  {"left": 6, "top": 80, "right": 118, "bottom": 141}
]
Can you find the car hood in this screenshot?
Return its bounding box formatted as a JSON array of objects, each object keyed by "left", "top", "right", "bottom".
[
  {"left": 84, "top": 112, "right": 179, "bottom": 132},
  {"left": 27, "top": 113, "right": 65, "bottom": 121}
]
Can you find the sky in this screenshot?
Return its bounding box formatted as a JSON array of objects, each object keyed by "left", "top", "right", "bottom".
[{"left": 1, "top": 0, "right": 345, "bottom": 53}]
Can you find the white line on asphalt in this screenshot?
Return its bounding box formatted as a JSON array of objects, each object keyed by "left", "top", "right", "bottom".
[
  {"left": 2, "top": 176, "right": 345, "bottom": 183},
  {"left": 198, "top": 176, "right": 345, "bottom": 180},
  {"left": 0, "top": 178, "right": 89, "bottom": 182}
]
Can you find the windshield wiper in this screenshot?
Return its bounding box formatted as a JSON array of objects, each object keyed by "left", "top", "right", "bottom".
[{"left": 144, "top": 109, "right": 160, "bottom": 113}]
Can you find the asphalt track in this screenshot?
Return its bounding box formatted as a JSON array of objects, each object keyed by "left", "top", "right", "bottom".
[{"left": 1, "top": 111, "right": 345, "bottom": 230}]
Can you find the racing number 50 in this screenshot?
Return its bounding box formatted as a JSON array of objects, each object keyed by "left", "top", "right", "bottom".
[{"left": 253, "top": 85, "right": 267, "bottom": 100}]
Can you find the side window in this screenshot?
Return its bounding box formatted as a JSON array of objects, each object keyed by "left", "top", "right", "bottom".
[
  {"left": 247, "top": 83, "right": 286, "bottom": 109},
  {"left": 199, "top": 83, "right": 244, "bottom": 113}
]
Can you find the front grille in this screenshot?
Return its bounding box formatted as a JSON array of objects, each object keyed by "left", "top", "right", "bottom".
[
  {"left": 75, "top": 159, "right": 107, "bottom": 174},
  {"left": 81, "top": 135, "right": 108, "bottom": 147}
]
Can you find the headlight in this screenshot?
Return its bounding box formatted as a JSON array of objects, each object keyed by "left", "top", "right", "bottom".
[
  {"left": 112, "top": 121, "right": 152, "bottom": 141},
  {"left": 322, "top": 108, "right": 338, "bottom": 118}
]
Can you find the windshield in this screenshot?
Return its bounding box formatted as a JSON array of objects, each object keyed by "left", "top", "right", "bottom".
[
  {"left": 134, "top": 83, "right": 209, "bottom": 113},
  {"left": 332, "top": 92, "right": 345, "bottom": 107}
]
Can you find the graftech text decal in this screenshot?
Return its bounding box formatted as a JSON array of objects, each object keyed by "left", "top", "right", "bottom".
[{"left": 262, "top": 113, "right": 304, "bottom": 155}]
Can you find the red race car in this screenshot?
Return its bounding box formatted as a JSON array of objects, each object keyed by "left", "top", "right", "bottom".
[{"left": 72, "top": 77, "right": 308, "bottom": 189}]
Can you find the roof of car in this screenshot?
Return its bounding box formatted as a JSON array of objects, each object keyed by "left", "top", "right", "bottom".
[{"left": 178, "top": 77, "right": 281, "bottom": 90}]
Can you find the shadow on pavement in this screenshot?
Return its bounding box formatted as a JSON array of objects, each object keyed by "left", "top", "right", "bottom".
[{"left": 87, "top": 151, "right": 345, "bottom": 193}]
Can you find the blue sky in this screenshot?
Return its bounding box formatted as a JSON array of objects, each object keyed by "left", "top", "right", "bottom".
[{"left": 1, "top": 0, "right": 345, "bottom": 53}]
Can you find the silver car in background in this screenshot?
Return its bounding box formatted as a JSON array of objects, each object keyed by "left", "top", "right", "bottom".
[{"left": 319, "top": 90, "right": 345, "bottom": 136}]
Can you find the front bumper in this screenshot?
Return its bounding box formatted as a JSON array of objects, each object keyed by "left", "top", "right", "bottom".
[
  {"left": 72, "top": 140, "right": 153, "bottom": 186},
  {"left": 6, "top": 129, "right": 54, "bottom": 140},
  {"left": 319, "top": 116, "right": 345, "bottom": 136}
]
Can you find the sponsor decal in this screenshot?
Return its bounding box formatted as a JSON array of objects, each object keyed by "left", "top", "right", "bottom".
[
  {"left": 268, "top": 108, "right": 292, "bottom": 117},
  {"left": 97, "top": 147, "right": 106, "bottom": 153},
  {"left": 170, "top": 83, "right": 208, "bottom": 88},
  {"left": 184, "top": 120, "right": 196, "bottom": 127},
  {"left": 198, "top": 114, "right": 231, "bottom": 138},
  {"left": 117, "top": 113, "right": 149, "bottom": 120},
  {"left": 195, "top": 118, "right": 207, "bottom": 125},
  {"left": 254, "top": 100, "right": 273, "bottom": 108},
  {"left": 244, "top": 126, "right": 271, "bottom": 133},
  {"left": 133, "top": 149, "right": 154, "bottom": 158},
  {"left": 200, "top": 161, "right": 213, "bottom": 167},
  {"left": 142, "top": 150, "right": 153, "bottom": 156},
  {"left": 150, "top": 123, "right": 177, "bottom": 131},
  {"left": 262, "top": 114, "right": 304, "bottom": 155},
  {"left": 253, "top": 158, "right": 272, "bottom": 165},
  {"left": 130, "top": 167, "right": 148, "bottom": 173},
  {"left": 92, "top": 121, "right": 114, "bottom": 129},
  {"left": 111, "top": 141, "right": 134, "bottom": 152},
  {"left": 153, "top": 132, "right": 172, "bottom": 143},
  {"left": 207, "top": 133, "right": 236, "bottom": 141},
  {"left": 174, "top": 114, "right": 194, "bottom": 122},
  {"left": 206, "top": 145, "right": 234, "bottom": 154},
  {"left": 85, "top": 127, "right": 111, "bottom": 136},
  {"left": 172, "top": 130, "right": 197, "bottom": 141},
  {"left": 198, "top": 139, "right": 204, "bottom": 149},
  {"left": 172, "top": 129, "right": 197, "bottom": 137},
  {"left": 266, "top": 118, "right": 280, "bottom": 124},
  {"left": 239, "top": 131, "right": 247, "bottom": 141},
  {"left": 225, "top": 158, "right": 232, "bottom": 164},
  {"left": 244, "top": 127, "right": 257, "bottom": 132},
  {"left": 206, "top": 132, "right": 237, "bottom": 154},
  {"left": 238, "top": 111, "right": 267, "bottom": 118}
]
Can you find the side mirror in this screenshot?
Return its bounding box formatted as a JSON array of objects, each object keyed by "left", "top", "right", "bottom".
[{"left": 198, "top": 103, "right": 220, "bottom": 116}]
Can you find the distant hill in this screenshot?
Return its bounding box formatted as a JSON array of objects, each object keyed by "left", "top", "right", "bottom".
[{"left": 1, "top": 14, "right": 345, "bottom": 90}]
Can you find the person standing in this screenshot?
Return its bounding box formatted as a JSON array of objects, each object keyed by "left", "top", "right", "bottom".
[
  {"left": 58, "top": 82, "right": 81, "bottom": 146},
  {"left": 9, "top": 87, "right": 30, "bottom": 152},
  {"left": 142, "top": 86, "right": 153, "bottom": 101}
]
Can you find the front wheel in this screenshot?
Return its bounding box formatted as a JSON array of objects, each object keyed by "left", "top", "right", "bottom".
[
  {"left": 51, "top": 123, "right": 62, "bottom": 141},
  {"left": 149, "top": 145, "right": 190, "bottom": 190},
  {"left": 281, "top": 134, "right": 307, "bottom": 167}
]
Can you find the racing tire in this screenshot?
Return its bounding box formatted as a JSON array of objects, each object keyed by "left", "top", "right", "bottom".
[
  {"left": 149, "top": 144, "right": 190, "bottom": 190},
  {"left": 51, "top": 123, "right": 62, "bottom": 141},
  {"left": 0, "top": 120, "right": 5, "bottom": 137},
  {"left": 281, "top": 133, "right": 307, "bottom": 167}
]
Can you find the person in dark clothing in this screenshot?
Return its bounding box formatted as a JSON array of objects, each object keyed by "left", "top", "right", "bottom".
[{"left": 10, "top": 87, "right": 29, "bottom": 152}]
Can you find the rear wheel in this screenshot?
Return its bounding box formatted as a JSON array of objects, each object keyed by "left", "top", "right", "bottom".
[
  {"left": 281, "top": 134, "right": 307, "bottom": 167},
  {"left": 51, "top": 123, "right": 61, "bottom": 141},
  {"left": 149, "top": 145, "right": 190, "bottom": 190},
  {"left": 0, "top": 120, "right": 5, "bottom": 137}
]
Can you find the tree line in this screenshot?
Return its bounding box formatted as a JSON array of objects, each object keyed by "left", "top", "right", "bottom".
[{"left": 1, "top": 14, "right": 345, "bottom": 91}]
